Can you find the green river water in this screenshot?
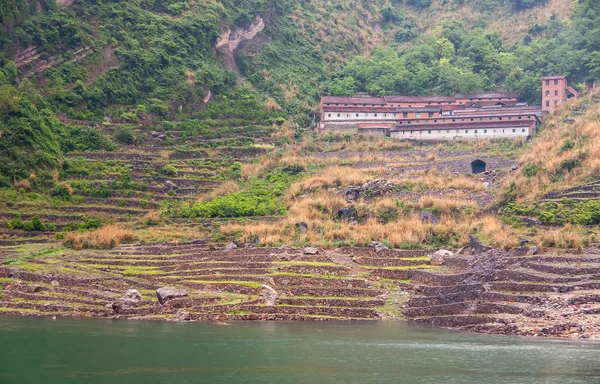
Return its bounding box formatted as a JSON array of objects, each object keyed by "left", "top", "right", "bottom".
[{"left": 0, "top": 317, "right": 598, "bottom": 384}]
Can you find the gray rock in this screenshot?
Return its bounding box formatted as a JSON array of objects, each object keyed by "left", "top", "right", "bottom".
[
  {"left": 337, "top": 206, "right": 358, "bottom": 221},
  {"left": 111, "top": 289, "right": 144, "bottom": 313},
  {"left": 368, "top": 241, "right": 388, "bottom": 252},
  {"left": 165, "top": 180, "right": 178, "bottom": 190},
  {"left": 295, "top": 222, "right": 308, "bottom": 231},
  {"left": 259, "top": 284, "right": 279, "bottom": 306},
  {"left": 156, "top": 287, "right": 188, "bottom": 305},
  {"left": 418, "top": 211, "right": 439, "bottom": 224},
  {"left": 22, "top": 285, "right": 42, "bottom": 293},
  {"left": 225, "top": 242, "right": 238, "bottom": 250},
  {"left": 303, "top": 246, "right": 319, "bottom": 255},
  {"left": 527, "top": 246, "right": 539, "bottom": 255},
  {"left": 470, "top": 234, "right": 490, "bottom": 254},
  {"left": 431, "top": 249, "right": 453, "bottom": 266},
  {"left": 50, "top": 280, "right": 60, "bottom": 286},
  {"left": 521, "top": 217, "right": 542, "bottom": 227},
  {"left": 174, "top": 309, "right": 191, "bottom": 322},
  {"left": 123, "top": 289, "right": 143, "bottom": 302},
  {"left": 344, "top": 188, "right": 361, "bottom": 202}
]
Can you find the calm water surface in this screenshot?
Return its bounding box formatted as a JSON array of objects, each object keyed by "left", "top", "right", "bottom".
[{"left": 0, "top": 317, "right": 599, "bottom": 384}]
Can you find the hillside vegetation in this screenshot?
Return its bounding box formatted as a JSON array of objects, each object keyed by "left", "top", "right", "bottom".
[{"left": 0, "top": 0, "right": 599, "bottom": 251}]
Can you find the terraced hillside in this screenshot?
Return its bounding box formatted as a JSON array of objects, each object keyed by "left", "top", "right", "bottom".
[
  {"left": 0, "top": 114, "right": 274, "bottom": 239},
  {"left": 404, "top": 248, "right": 600, "bottom": 339},
  {"left": 1, "top": 240, "right": 598, "bottom": 339},
  {"left": 0, "top": 241, "right": 436, "bottom": 321}
]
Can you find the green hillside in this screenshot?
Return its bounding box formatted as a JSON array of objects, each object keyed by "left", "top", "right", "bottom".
[{"left": 0, "top": 0, "right": 599, "bottom": 246}]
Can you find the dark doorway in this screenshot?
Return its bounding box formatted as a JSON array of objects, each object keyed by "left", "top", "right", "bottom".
[{"left": 471, "top": 159, "right": 486, "bottom": 174}]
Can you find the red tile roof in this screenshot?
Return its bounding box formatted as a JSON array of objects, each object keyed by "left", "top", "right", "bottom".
[
  {"left": 321, "top": 96, "right": 386, "bottom": 104},
  {"left": 390, "top": 120, "right": 534, "bottom": 132},
  {"left": 384, "top": 95, "right": 455, "bottom": 103},
  {"left": 455, "top": 92, "right": 520, "bottom": 99},
  {"left": 541, "top": 75, "right": 567, "bottom": 80}
]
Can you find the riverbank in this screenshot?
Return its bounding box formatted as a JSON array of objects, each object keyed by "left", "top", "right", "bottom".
[{"left": 1, "top": 240, "right": 598, "bottom": 340}]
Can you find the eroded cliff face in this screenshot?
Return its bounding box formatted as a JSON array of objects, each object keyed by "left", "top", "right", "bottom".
[
  {"left": 216, "top": 17, "right": 265, "bottom": 53},
  {"left": 55, "top": 0, "right": 74, "bottom": 7},
  {"left": 216, "top": 17, "right": 269, "bottom": 75}
]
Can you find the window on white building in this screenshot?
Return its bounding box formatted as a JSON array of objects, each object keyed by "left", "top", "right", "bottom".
[
  {"left": 416, "top": 113, "right": 421, "bottom": 118},
  {"left": 522, "top": 129, "right": 526, "bottom": 133},
  {"left": 328, "top": 114, "right": 331, "bottom": 117},
  {"left": 512, "top": 129, "right": 516, "bottom": 132}
]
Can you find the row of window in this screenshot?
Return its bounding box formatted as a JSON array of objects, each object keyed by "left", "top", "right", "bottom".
[
  {"left": 545, "top": 90, "right": 560, "bottom": 97},
  {"left": 398, "top": 128, "right": 526, "bottom": 135},
  {"left": 324, "top": 98, "right": 515, "bottom": 107},
  {"left": 397, "top": 115, "right": 532, "bottom": 124},
  {"left": 545, "top": 79, "right": 560, "bottom": 86},
  {"left": 327, "top": 112, "right": 440, "bottom": 118},
  {"left": 327, "top": 113, "right": 533, "bottom": 120}
]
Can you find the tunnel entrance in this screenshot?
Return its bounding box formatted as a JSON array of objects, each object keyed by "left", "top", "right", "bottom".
[{"left": 471, "top": 159, "right": 486, "bottom": 174}]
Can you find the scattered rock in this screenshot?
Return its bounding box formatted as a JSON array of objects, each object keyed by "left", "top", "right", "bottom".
[
  {"left": 304, "top": 246, "right": 319, "bottom": 255},
  {"left": 259, "top": 284, "right": 279, "bottom": 306},
  {"left": 22, "top": 284, "right": 42, "bottom": 293},
  {"left": 295, "top": 222, "right": 308, "bottom": 231},
  {"left": 111, "top": 289, "right": 144, "bottom": 313},
  {"left": 527, "top": 246, "right": 539, "bottom": 255},
  {"left": 337, "top": 206, "right": 358, "bottom": 221},
  {"left": 511, "top": 165, "right": 519, "bottom": 171},
  {"left": 521, "top": 217, "right": 542, "bottom": 228},
  {"left": 225, "top": 242, "right": 238, "bottom": 251},
  {"left": 156, "top": 287, "right": 188, "bottom": 305},
  {"left": 123, "top": 289, "right": 143, "bottom": 302},
  {"left": 431, "top": 249, "right": 453, "bottom": 266},
  {"left": 344, "top": 187, "right": 361, "bottom": 202},
  {"left": 165, "top": 180, "right": 178, "bottom": 190},
  {"left": 50, "top": 280, "right": 60, "bottom": 286},
  {"left": 174, "top": 309, "right": 191, "bottom": 322},
  {"left": 150, "top": 131, "right": 160, "bottom": 137},
  {"left": 368, "top": 241, "right": 388, "bottom": 252},
  {"left": 418, "top": 211, "right": 439, "bottom": 225},
  {"left": 469, "top": 234, "right": 490, "bottom": 254}
]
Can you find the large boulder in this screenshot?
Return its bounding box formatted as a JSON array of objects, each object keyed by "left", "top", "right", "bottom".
[
  {"left": 156, "top": 287, "right": 188, "bottom": 305},
  {"left": 225, "top": 242, "right": 238, "bottom": 251},
  {"left": 469, "top": 234, "right": 490, "bottom": 254},
  {"left": 337, "top": 206, "right": 358, "bottom": 221},
  {"left": 368, "top": 241, "right": 388, "bottom": 252},
  {"left": 259, "top": 285, "right": 279, "bottom": 306},
  {"left": 295, "top": 222, "right": 309, "bottom": 232},
  {"left": 111, "top": 289, "right": 144, "bottom": 313},
  {"left": 303, "top": 246, "right": 319, "bottom": 255},
  {"left": 418, "top": 211, "right": 439, "bottom": 224},
  {"left": 431, "top": 249, "right": 453, "bottom": 266}
]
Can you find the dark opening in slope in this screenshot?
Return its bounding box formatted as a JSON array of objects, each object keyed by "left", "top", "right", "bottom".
[{"left": 471, "top": 160, "right": 486, "bottom": 174}]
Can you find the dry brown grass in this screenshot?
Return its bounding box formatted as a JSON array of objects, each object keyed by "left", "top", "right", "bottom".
[
  {"left": 536, "top": 224, "right": 585, "bottom": 253},
  {"left": 503, "top": 95, "right": 600, "bottom": 202},
  {"left": 14, "top": 179, "right": 32, "bottom": 190},
  {"left": 64, "top": 225, "right": 136, "bottom": 250},
  {"left": 203, "top": 180, "right": 241, "bottom": 201}
]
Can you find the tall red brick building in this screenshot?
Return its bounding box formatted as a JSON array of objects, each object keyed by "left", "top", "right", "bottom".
[{"left": 541, "top": 75, "right": 578, "bottom": 113}]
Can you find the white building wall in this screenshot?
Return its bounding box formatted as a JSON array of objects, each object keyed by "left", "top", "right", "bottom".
[
  {"left": 323, "top": 112, "right": 397, "bottom": 121},
  {"left": 390, "top": 127, "right": 531, "bottom": 140}
]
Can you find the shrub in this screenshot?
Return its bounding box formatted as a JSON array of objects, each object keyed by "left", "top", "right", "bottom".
[
  {"left": 162, "top": 164, "right": 178, "bottom": 176},
  {"left": 521, "top": 163, "right": 542, "bottom": 178},
  {"left": 6, "top": 216, "right": 23, "bottom": 230},
  {"left": 53, "top": 182, "right": 73, "bottom": 199},
  {"left": 31, "top": 216, "right": 46, "bottom": 231},
  {"left": 115, "top": 126, "right": 137, "bottom": 145},
  {"left": 64, "top": 225, "right": 136, "bottom": 250}
]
